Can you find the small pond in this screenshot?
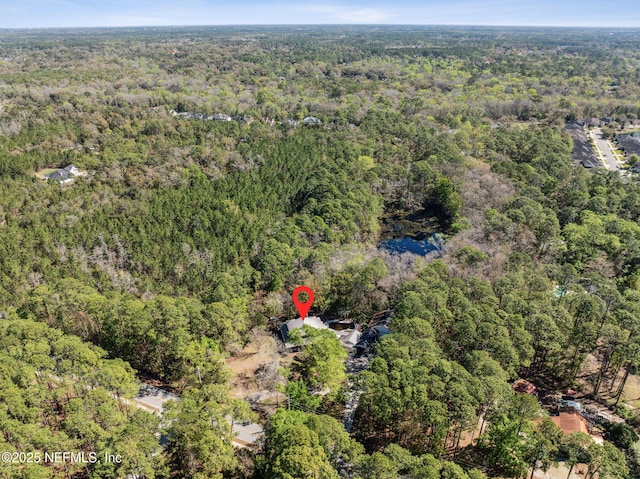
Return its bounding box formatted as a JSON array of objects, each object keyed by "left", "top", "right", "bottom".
[
  {"left": 378, "top": 235, "right": 442, "bottom": 256},
  {"left": 377, "top": 208, "right": 444, "bottom": 256}
]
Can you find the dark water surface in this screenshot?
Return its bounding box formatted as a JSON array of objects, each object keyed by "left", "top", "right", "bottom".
[
  {"left": 377, "top": 208, "right": 445, "bottom": 256},
  {"left": 378, "top": 234, "right": 442, "bottom": 256}
]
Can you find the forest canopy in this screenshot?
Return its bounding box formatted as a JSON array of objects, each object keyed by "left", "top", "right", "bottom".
[{"left": 1, "top": 25, "right": 640, "bottom": 479}]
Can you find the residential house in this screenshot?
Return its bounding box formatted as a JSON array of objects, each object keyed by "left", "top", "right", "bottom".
[
  {"left": 550, "top": 411, "right": 603, "bottom": 444},
  {"left": 280, "top": 316, "right": 328, "bottom": 350},
  {"left": 280, "top": 316, "right": 361, "bottom": 350},
  {"left": 213, "top": 113, "right": 232, "bottom": 121},
  {"left": 44, "top": 164, "right": 86, "bottom": 184},
  {"left": 615, "top": 135, "right": 640, "bottom": 159},
  {"left": 232, "top": 115, "right": 253, "bottom": 124},
  {"left": 565, "top": 124, "right": 599, "bottom": 168},
  {"left": 335, "top": 328, "right": 361, "bottom": 348},
  {"left": 303, "top": 116, "right": 322, "bottom": 126},
  {"left": 565, "top": 120, "right": 585, "bottom": 131},
  {"left": 327, "top": 319, "right": 361, "bottom": 348}
]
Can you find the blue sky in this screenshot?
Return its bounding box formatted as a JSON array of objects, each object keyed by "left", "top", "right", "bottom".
[{"left": 1, "top": 0, "right": 639, "bottom": 28}]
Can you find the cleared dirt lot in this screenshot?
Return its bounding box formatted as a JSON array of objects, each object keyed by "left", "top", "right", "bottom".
[{"left": 226, "top": 330, "right": 289, "bottom": 409}]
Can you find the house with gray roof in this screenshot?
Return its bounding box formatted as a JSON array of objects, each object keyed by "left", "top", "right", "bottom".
[
  {"left": 615, "top": 135, "right": 640, "bottom": 159},
  {"left": 44, "top": 164, "right": 87, "bottom": 184}
]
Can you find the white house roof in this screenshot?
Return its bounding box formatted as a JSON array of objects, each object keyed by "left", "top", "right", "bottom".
[
  {"left": 281, "top": 316, "right": 363, "bottom": 349},
  {"left": 280, "top": 316, "right": 327, "bottom": 342}
]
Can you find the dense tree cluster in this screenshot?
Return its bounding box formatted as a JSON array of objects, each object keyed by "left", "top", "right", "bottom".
[
  {"left": 0, "top": 314, "right": 162, "bottom": 479},
  {"left": 261, "top": 409, "right": 489, "bottom": 479}
]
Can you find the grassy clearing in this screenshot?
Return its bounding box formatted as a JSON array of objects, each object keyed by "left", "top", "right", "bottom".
[
  {"left": 33, "top": 168, "right": 57, "bottom": 179},
  {"left": 620, "top": 373, "right": 640, "bottom": 412}
]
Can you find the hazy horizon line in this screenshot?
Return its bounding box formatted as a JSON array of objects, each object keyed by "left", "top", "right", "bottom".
[{"left": 1, "top": 23, "right": 638, "bottom": 30}]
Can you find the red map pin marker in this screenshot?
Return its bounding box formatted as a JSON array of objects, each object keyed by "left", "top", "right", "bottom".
[{"left": 292, "top": 286, "right": 314, "bottom": 321}]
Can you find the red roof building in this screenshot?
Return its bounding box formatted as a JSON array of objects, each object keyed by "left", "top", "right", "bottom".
[{"left": 512, "top": 379, "right": 536, "bottom": 395}]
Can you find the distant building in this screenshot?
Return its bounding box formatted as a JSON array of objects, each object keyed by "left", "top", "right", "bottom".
[
  {"left": 44, "top": 164, "right": 87, "bottom": 184},
  {"left": 512, "top": 378, "right": 536, "bottom": 395},
  {"left": 45, "top": 170, "right": 73, "bottom": 184},
  {"left": 174, "top": 111, "right": 249, "bottom": 123},
  {"left": 303, "top": 116, "right": 322, "bottom": 126},
  {"left": 565, "top": 120, "right": 585, "bottom": 131},
  {"left": 232, "top": 115, "right": 253, "bottom": 124},
  {"left": 615, "top": 135, "right": 640, "bottom": 159},
  {"left": 565, "top": 122, "right": 599, "bottom": 168},
  {"left": 212, "top": 113, "right": 232, "bottom": 121}
]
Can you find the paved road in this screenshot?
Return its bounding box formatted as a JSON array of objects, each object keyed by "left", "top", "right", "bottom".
[
  {"left": 591, "top": 128, "right": 621, "bottom": 170},
  {"left": 134, "top": 384, "right": 178, "bottom": 413},
  {"left": 343, "top": 354, "right": 371, "bottom": 432}
]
